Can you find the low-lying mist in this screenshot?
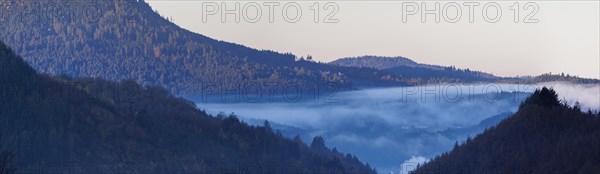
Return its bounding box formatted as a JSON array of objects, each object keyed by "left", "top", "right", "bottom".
[
  {"left": 538, "top": 82, "right": 600, "bottom": 111},
  {"left": 194, "top": 82, "right": 599, "bottom": 173}
]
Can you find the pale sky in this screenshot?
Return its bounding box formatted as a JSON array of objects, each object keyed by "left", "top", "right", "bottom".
[{"left": 146, "top": 1, "right": 599, "bottom": 79}]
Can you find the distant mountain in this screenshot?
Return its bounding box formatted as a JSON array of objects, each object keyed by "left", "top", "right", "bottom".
[
  {"left": 500, "top": 73, "right": 600, "bottom": 84},
  {"left": 330, "top": 56, "right": 425, "bottom": 70},
  {"left": 384, "top": 66, "right": 498, "bottom": 84},
  {"left": 0, "top": 0, "right": 404, "bottom": 96},
  {"left": 412, "top": 87, "right": 600, "bottom": 174},
  {"left": 330, "top": 56, "right": 498, "bottom": 84},
  {"left": 331, "top": 56, "right": 599, "bottom": 84},
  {"left": 0, "top": 40, "right": 376, "bottom": 173}
]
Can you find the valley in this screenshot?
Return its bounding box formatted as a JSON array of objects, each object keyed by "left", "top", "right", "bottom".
[{"left": 0, "top": 0, "right": 598, "bottom": 173}]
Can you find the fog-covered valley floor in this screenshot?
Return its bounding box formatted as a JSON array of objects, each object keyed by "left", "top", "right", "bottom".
[{"left": 195, "top": 82, "right": 599, "bottom": 173}]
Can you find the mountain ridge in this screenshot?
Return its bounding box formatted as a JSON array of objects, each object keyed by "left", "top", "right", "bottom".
[
  {"left": 0, "top": 39, "right": 377, "bottom": 173},
  {"left": 330, "top": 56, "right": 499, "bottom": 84},
  {"left": 0, "top": 0, "right": 406, "bottom": 96},
  {"left": 330, "top": 56, "right": 600, "bottom": 84}
]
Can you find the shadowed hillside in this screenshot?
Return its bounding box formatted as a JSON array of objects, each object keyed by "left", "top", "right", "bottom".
[
  {"left": 412, "top": 87, "right": 600, "bottom": 174},
  {"left": 0, "top": 40, "right": 376, "bottom": 173}
]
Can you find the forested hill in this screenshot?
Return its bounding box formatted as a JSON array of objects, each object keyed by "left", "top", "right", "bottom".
[
  {"left": 499, "top": 73, "right": 600, "bottom": 84},
  {"left": 412, "top": 87, "right": 600, "bottom": 174},
  {"left": 331, "top": 56, "right": 599, "bottom": 84},
  {"left": 0, "top": 40, "right": 376, "bottom": 173},
  {"left": 330, "top": 56, "right": 498, "bottom": 84},
  {"left": 330, "top": 56, "right": 423, "bottom": 70},
  {"left": 0, "top": 0, "right": 404, "bottom": 96}
]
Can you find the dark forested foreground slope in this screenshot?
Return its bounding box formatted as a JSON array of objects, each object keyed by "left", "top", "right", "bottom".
[
  {"left": 0, "top": 0, "right": 404, "bottom": 96},
  {"left": 412, "top": 88, "right": 600, "bottom": 174},
  {"left": 0, "top": 41, "right": 376, "bottom": 173}
]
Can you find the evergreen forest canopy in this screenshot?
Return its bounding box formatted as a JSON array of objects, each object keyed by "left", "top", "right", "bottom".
[
  {"left": 331, "top": 56, "right": 599, "bottom": 84},
  {"left": 412, "top": 87, "right": 600, "bottom": 174},
  {"left": 0, "top": 0, "right": 407, "bottom": 96},
  {"left": 0, "top": 0, "right": 596, "bottom": 99},
  {"left": 0, "top": 40, "right": 376, "bottom": 173}
]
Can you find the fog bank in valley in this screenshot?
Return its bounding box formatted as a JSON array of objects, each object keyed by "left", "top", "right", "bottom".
[{"left": 195, "top": 82, "right": 599, "bottom": 173}]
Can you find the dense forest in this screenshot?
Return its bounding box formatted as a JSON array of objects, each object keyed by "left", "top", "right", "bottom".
[
  {"left": 412, "top": 87, "right": 600, "bottom": 174},
  {"left": 330, "top": 56, "right": 423, "bottom": 70},
  {"left": 499, "top": 73, "right": 600, "bottom": 84},
  {"left": 0, "top": 40, "right": 376, "bottom": 173},
  {"left": 384, "top": 66, "right": 497, "bottom": 84},
  {"left": 332, "top": 56, "right": 599, "bottom": 84},
  {"left": 1, "top": 0, "right": 594, "bottom": 98},
  {"left": 0, "top": 0, "right": 406, "bottom": 96},
  {"left": 331, "top": 56, "right": 499, "bottom": 84}
]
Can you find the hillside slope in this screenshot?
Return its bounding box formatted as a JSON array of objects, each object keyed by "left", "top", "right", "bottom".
[
  {"left": 331, "top": 56, "right": 599, "bottom": 84},
  {"left": 0, "top": 40, "right": 376, "bottom": 173},
  {"left": 412, "top": 87, "right": 600, "bottom": 174},
  {"left": 330, "top": 56, "right": 423, "bottom": 70},
  {"left": 0, "top": 0, "right": 403, "bottom": 96},
  {"left": 330, "top": 56, "right": 498, "bottom": 84}
]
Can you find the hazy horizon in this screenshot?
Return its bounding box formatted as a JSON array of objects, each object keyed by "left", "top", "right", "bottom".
[{"left": 148, "top": 1, "right": 599, "bottom": 79}]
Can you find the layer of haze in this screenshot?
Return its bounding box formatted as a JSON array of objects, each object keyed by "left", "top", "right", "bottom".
[
  {"left": 195, "top": 82, "right": 599, "bottom": 172},
  {"left": 198, "top": 84, "right": 527, "bottom": 172},
  {"left": 147, "top": 1, "right": 599, "bottom": 79}
]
